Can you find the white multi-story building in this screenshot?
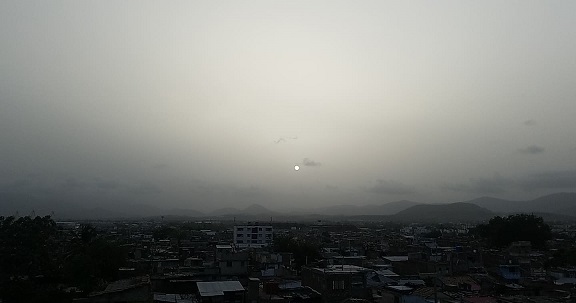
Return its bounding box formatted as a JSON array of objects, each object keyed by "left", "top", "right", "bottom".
[{"left": 233, "top": 225, "right": 273, "bottom": 248}]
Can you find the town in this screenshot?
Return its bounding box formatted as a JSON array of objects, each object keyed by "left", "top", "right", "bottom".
[{"left": 2, "top": 214, "right": 576, "bottom": 303}]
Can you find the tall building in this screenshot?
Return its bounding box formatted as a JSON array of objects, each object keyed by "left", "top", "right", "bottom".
[{"left": 233, "top": 224, "right": 273, "bottom": 248}]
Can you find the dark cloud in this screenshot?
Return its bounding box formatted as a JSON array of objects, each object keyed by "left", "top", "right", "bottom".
[
  {"left": 10, "top": 179, "right": 35, "bottom": 191},
  {"left": 367, "top": 180, "right": 415, "bottom": 195},
  {"left": 523, "top": 119, "right": 537, "bottom": 126},
  {"left": 302, "top": 158, "right": 321, "bottom": 167},
  {"left": 441, "top": 175, "right": 513, "bottom": 194},
  {"left": 96, "top": 180, "right": 120, "bottom": 190},
  {"left": 518, "top": 145, "right": 545, "bottom": 154},
  {"left": 1, "top": 177, "right": 57, "bottom": 195},
  {"left": 131, "top": 182, "right": 162, "bottom": 195},
  {"left": 61, "top": 178, "right": 84, "bottom": 189},
  {"left": 274, "top": 136, "right": 297, "bottom": 144},
  {"left": 519, "top": 170, "right": 576, "bottom": 191}
]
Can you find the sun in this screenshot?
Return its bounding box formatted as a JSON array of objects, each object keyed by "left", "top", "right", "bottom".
[{"left": 294, "top": 165, "right": 300, "bottom": 171}]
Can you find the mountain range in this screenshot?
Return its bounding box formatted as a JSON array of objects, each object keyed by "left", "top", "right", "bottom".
[{"left": 1, "top": 191, "right": 575, "bottom": 222}]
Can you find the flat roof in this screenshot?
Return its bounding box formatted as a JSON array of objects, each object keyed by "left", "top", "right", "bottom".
[
  {"left": 383, "top": 256, "right": 409, "bottom": 262},
  {"left": 197, "top": 281, "right": 244, "bottom": 297},
  {"left": 317, "top": 265, "right": 371, "bottom": 274},
  {"left": 387, "top": 285, "right": 412, "bottom": 291}
]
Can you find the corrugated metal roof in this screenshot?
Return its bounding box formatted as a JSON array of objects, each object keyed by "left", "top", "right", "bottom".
[
  {"left": 197, "top": 281, "right": 244, "bottom": 297},
  {"left": 383, "top": 256, "right": 409, "bottom": 262}
]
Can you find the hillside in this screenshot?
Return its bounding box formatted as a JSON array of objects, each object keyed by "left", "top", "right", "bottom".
[
  {"left": 2, "top": 190, "right": 575, "bottom": 221},
  {"left": 315, "top": 200, "right": 421, "bottom": 216},
  {"left": 392, "top": 202, "right": 494, "bottom": 223},
  {"left": 467, "top": 192, "right": 576, "bottom": 216}
]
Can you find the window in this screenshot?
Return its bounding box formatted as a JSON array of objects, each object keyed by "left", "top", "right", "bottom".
[
  {"left": 331, "top": 280, "right": 345, "bottom": 290},
  {"left": 227, "top": 261, "right": 232, "bottom": 267},
  {"left": 237, "top": 227, "right": 243, "bottom": 231},
  {"left": 266, "top": 227, "right": 272, "bottom": 231},
  {"left": 237, "top": 240, "right": 243, "bottom": 243}
]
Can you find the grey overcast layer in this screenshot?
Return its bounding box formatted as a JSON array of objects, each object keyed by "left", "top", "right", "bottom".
[{"left": 1, "top": 1, "right": 576, "bottom": 213}]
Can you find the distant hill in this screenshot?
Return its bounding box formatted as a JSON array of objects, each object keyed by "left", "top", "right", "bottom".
[
  {"left": 464, "top": 196, "right": 513, "bottom": 213},
  {"left": 370, "top": 200, "right": 422, "bottom": 215},
  {"left": 209, "top": 207, "right": 240, "bottom": 216},
  {"left": 209, "top": 204, "right": 277, "bottom": 220},
  {"left": 314, "top": 200, "right": 421, "bottom": 216},
  {"left": 2, "top": 190, "right": 575, "bottom": 222},
  {"left": 164, "top": 208, "right": 205, "bottom": 218},
  {"left": 391, "top": 202, "right": 494, "bottom": 223},
  {"left": 242, "top": 203, "right": 275, "bottom": 215},
  {"left": 0, "top": 192, "right": 205, "bottom": 220},
  {"left": 466, "top": 192, "right": 576, "bottom": 216}
]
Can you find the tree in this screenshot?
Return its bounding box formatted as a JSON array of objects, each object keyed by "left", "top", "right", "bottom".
[
  {"left": 0, "top": 217, "right": 128, "bottom": 302},
  {"left": 547, "top": 247, "right": 576, "bottom": 267},
  {"left": 0, "top": 216, "right": 57, "bottom": 277},
  {"left": 274, "top": 235, "right": 321, "bottom": 269},
  {"left": 63, "top": 224, "right": 128, "bottom": 294},
  {"left": 475, "top": 214, "right": 551, "bottom": 249},
  {"left": 0, "top": 216, "right": 64, "bottom": 303},
  {"left": 153, "top": 224, "right": 189, "bottom": 242}
]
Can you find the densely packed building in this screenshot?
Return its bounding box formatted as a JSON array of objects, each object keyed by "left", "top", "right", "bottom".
[{"left": 18, "top": 218, "right": 576, "bottom": 302}]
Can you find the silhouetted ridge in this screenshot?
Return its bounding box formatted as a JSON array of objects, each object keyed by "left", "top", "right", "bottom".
[
  {"left": 392, "top": 202, "right": 493, "bottom": 222},
  {"left": 467, "top": 192, "right": 576, "bottom": 215}
]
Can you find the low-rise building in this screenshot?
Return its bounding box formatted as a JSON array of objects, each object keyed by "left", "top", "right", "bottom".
[
  {"left": 234, "top": 225, "right": 273, "bottom": 248},
  {"left": 302, "top": 265, "right": 372, "bottom": 303},
  {"left": 196, "top": 281, "right": 245, "bottom": 303}
]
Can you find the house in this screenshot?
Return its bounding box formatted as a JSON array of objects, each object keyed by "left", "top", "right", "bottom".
[
  {"left": 302, "top": 265, "right": 372, "bottom": 303},
  {"left": 196, "top": 281, "right": 245, "bottom": 303},
  {"left": 218, "top": 253, "right": 249, "bottom": 276}
]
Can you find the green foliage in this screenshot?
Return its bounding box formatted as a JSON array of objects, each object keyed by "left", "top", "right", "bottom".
[
  {"left": 274, "top": 235, "right": 321, "bottom": 269},
  {"left": 547, "top": 247, "right": 576, "bottom": 268},
  {"left": 475, "top": 214, "right": 551, "bottom": 249},
  {"left": 423, "top": 229, "right": 442, "bottom": 238},
  {"left": 0, "top": 216, "right": 59, "bottom": 302},
  {"left": 63, "top": 224, "right": 128, "bottom": 293},
  {"left": 153, "top": 224, "right": 189, "bottom": 241},
  {"left": 0, "top": 217, "right": 128, "bottom": 302},
  {"left": 0, "top": 216, "right": 57, "bottom": 277}
]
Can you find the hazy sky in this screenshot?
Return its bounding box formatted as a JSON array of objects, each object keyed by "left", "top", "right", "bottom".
[{"left": 2, "top": 1, "right": 576, "bottom": 211}]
